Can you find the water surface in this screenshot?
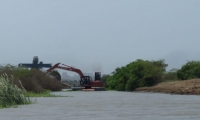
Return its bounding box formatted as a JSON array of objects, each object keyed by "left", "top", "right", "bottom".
[{"left": 0, "top": 91, "right": 200, "bottom": 120}]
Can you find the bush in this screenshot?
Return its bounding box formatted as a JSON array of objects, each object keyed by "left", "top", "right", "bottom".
[
  {"left": 0, "top": 74, "right": 31, "bottom": 108},
  {"left": 0, "top": 65, "right": 63, "bottom": 93},
  {"left": 106, "top": 59, "right": 167, "bottom": 91},
  {"left": 101, "top": 74, "right": 110, "bottom": 84},
  {"left": 177, "top": 61, "right": 200, "bottom": 80}
]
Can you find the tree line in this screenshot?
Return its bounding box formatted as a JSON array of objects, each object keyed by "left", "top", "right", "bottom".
[{"left": 101, "top": 59, "right": 200, "bottom": 91}]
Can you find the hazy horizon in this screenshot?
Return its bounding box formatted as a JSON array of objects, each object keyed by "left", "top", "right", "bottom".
[{"left": 1, "top": 0, "right": 200, "bottom": 75}]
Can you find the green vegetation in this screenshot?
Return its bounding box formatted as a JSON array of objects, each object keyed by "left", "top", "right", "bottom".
[
  {"left": 106, "top": 59, "right": 167, "bottom": 91},
  {"left": 27, "top": 90, "right": 56, "bottom": 97},
  {"left": 101, "top": 74, "right": 110, "bottom": 87},
  {"left": 162, "top": 68, "right": 178, "bottom": 81},
  {"left": 1, "top": 58, "right": 200, "bottom": 107},
  {"left": 177, "top": 61, "right": 200, "bottom": 80},
  {"left": 27, "top": 90, "right": 66, "bottom": 97},
  {"left": 0, "top": 65, "right": 63, "bottom": 93},
  {"left": 0, "top": 65, "right": 64, "bottom": 108},
  {"left": 105, "top": 60, "right": 200, "bottom": 91},
  {"left": 0, "top": 74, "right": 31, "bottom": 108}
]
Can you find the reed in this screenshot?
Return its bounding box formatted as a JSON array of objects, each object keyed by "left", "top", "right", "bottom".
[{"left": 0, "top": 74, "right": 31, "bottom": 108}]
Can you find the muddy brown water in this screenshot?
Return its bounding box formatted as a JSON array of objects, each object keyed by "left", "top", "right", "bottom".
[{"left": 1, "top": 91, "right": 200, "bottom": 120}]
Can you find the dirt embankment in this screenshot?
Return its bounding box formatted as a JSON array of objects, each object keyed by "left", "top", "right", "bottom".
[{"left": 135, "top": 79, "right": 200, "bottom": 95}]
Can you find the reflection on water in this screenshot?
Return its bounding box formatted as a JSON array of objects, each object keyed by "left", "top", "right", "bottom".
[{"left": 1, "top": 91, "right": 200, "bottom": 120}]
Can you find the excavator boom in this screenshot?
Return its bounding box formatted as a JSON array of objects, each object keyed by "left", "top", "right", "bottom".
[{"left": 45, "top": 63, "right": 84, "bottom": 77}]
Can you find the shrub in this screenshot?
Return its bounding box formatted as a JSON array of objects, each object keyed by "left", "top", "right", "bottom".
[
  {"left": 162, "top": 68, "right": 178, "bottom": 81},
  {"left": 0, "top": 74, "right": 31, "bottom": 108},
  {"left": 177, "top": 61, "right": 200, "bottom": 80},
  {"left": 0, "top": 65, "right": 63, "bottom": 93},
  {"left": 106, "top": 59, "right": 167, "bottom": 91}
]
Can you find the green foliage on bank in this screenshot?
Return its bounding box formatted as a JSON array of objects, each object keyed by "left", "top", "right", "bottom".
[
  {"left": 162, "top": 68, "right": 178, "bottom": 81},
  {"left": 177, "top": 61, "right": 200, "bottom": 80},
  {"left": 105, "top": 60, "right": 200, "bottom": 91},
  {"left": 0, "top": 74, "right": 31, "bottom": 108},
  {"left": 106, "top": 59, "right": 168, "bottom": 91},
  {"left": 0, "top": 65, "right": 63, "bottom": 93},
  {"left": 27, "top": 90, "right": 67, "bottom": 97}
]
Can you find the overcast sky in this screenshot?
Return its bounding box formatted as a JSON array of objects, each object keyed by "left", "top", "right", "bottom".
[{"left": 0, "top": 0, "right": 200, "bottom": 75}]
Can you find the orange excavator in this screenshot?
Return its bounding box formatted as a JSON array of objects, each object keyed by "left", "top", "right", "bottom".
[{"left": 45, "top": 63, "right": 104, "bottom": 89}]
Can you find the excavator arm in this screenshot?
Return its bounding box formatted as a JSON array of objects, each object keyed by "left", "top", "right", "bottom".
[
  {"left": 45, "top": 63, "right": 84, "bottom": 77},
  {"left": 45, "top": 63, "right": 91, "bottom": 86}
]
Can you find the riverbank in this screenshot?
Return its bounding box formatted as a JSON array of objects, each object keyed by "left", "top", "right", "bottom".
[
  {"left": 27, "top": 90, "right": 65, "bottom": 97},
  {"left": 135, "top": 79, "right": 200, "bottom": 95}
]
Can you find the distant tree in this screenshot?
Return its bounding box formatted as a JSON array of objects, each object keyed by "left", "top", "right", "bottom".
[
  {"left": 177, "top": 61, "right": 200, "bottom": 80},
  {"left": 106, "top": 59, "right": 167, "bottom": 91},
  {"left": 101, "top": 74, "right": 110, "bottom": 84}
]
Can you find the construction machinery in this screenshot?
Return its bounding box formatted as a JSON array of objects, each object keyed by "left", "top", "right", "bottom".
[{"left": 45, "top": 63, "right": 105, "bottom": 90}]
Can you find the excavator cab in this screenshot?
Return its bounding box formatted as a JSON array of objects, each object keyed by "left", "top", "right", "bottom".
[{"left": 80, "top": 76, "right": 92, "bottom": 86}]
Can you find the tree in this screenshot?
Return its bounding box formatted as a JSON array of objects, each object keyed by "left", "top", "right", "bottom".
[
  {"left": 177, "top": 61, "right": 200, "bottom": 80},
  {"left": 101, "top": 74, "right": 110, "bottom": 86},
  {"left": 106, "top": 59, "right": 167, "bottom": 91}
]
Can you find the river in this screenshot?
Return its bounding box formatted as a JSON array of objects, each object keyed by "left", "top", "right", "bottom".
[{"left": 0, "top": 91, "right": 200, "bottom": 120}]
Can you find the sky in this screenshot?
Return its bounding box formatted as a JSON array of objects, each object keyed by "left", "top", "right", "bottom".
[{"left": 0, "top": 0, "right": 200, "bottom": 75}]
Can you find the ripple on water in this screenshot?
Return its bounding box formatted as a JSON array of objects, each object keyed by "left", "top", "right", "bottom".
[{"left": 0, "top": 91, "right": 200, "bottom": 120}]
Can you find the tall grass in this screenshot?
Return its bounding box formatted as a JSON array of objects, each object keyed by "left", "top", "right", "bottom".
[{"left": 0, "top": 74, "right": 31, "bottom": 108}]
